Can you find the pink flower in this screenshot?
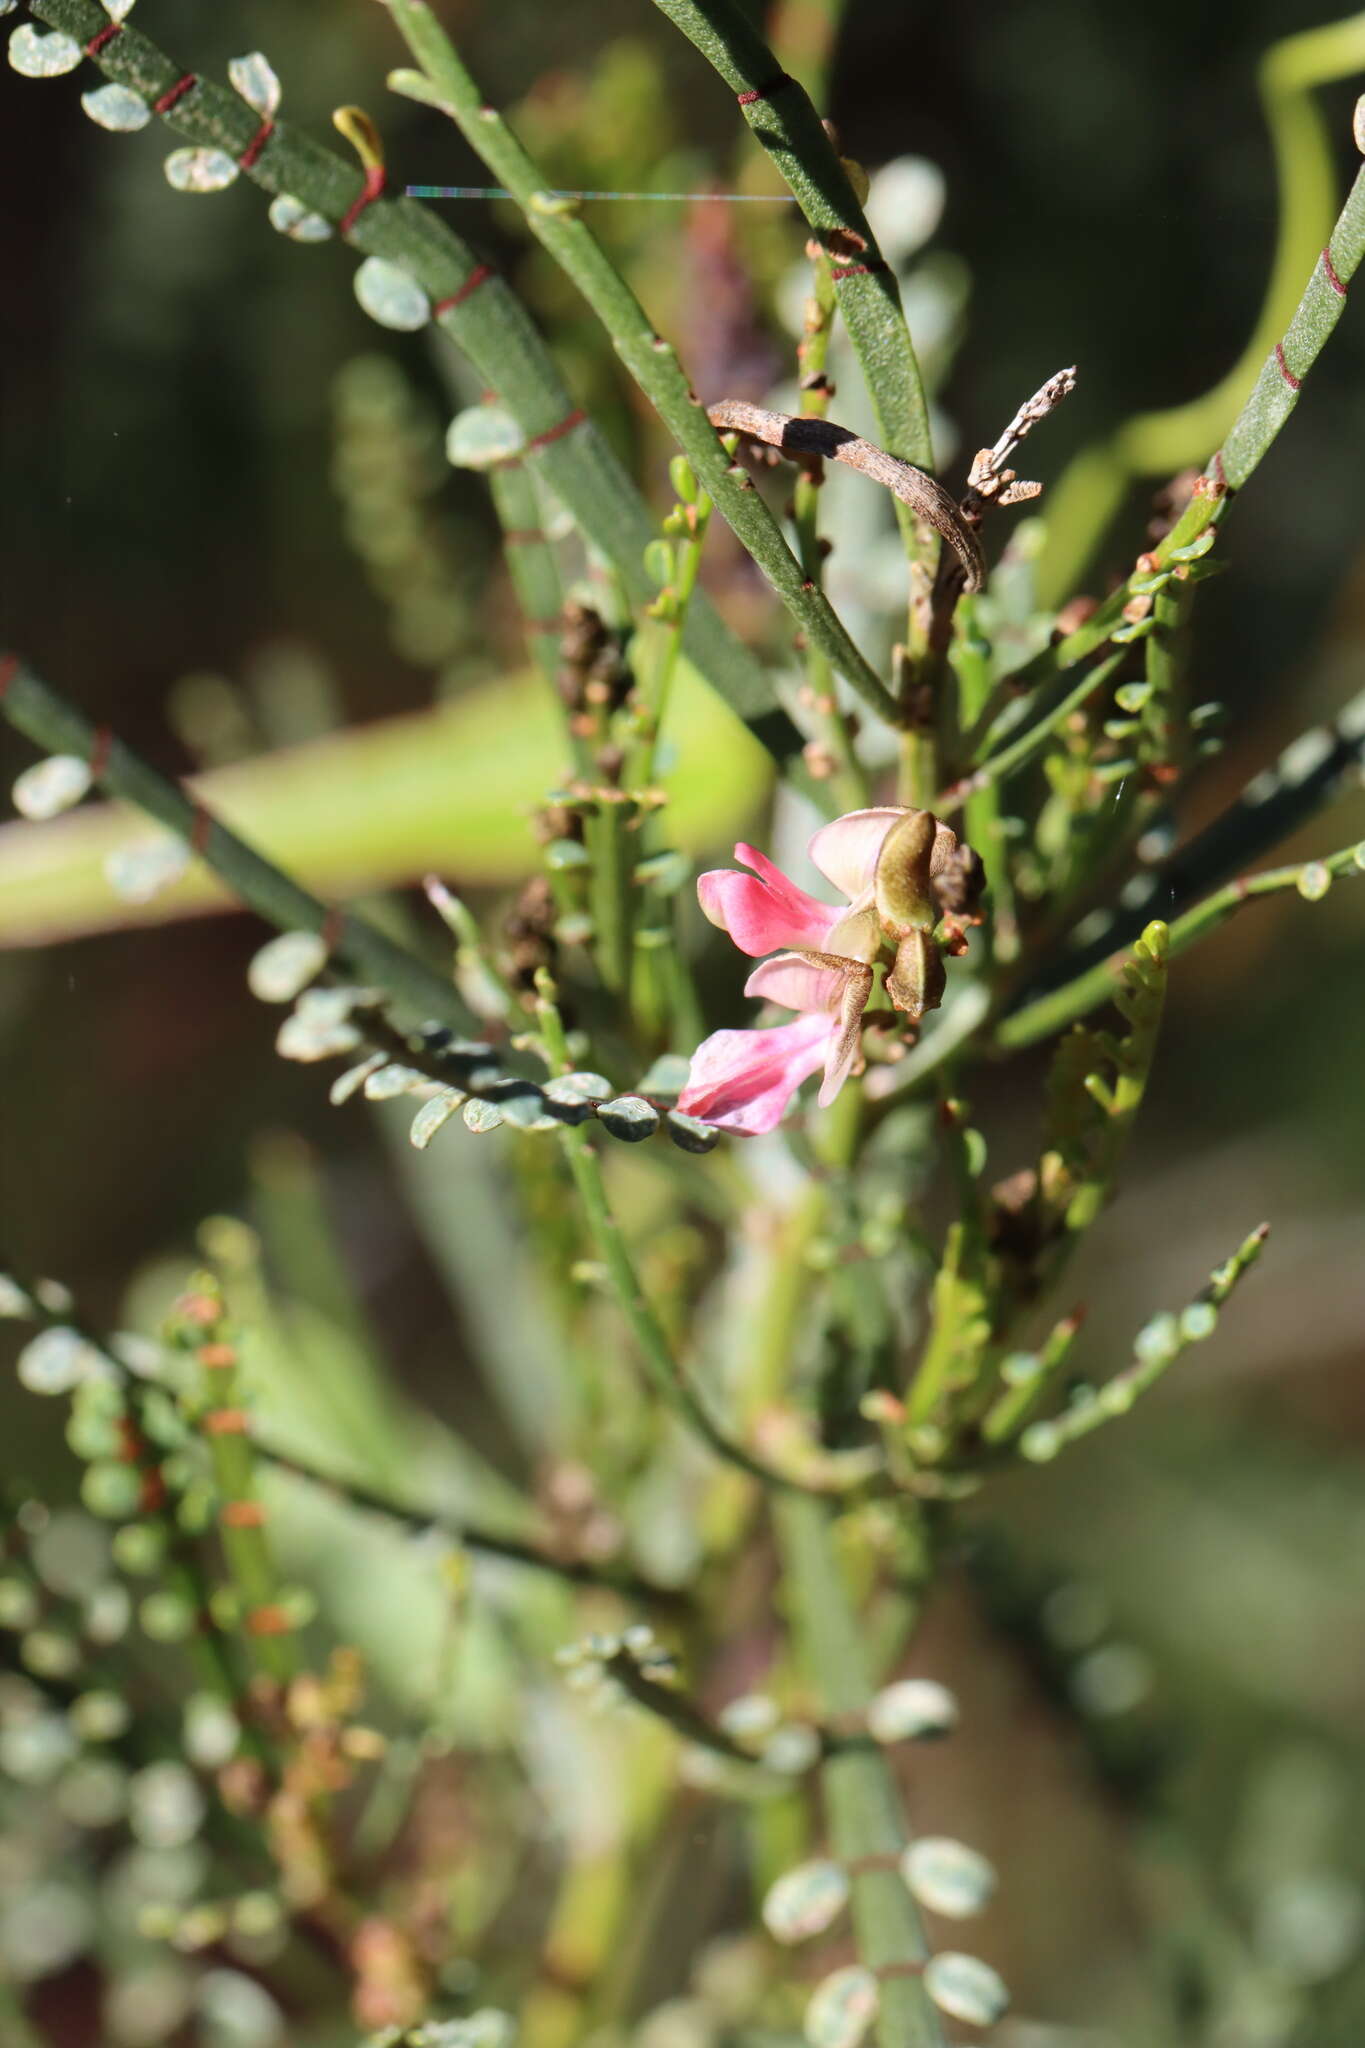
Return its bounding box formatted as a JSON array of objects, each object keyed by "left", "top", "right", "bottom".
[{"left": 678, "top": 808, "right": 983, "bottom": 1135}]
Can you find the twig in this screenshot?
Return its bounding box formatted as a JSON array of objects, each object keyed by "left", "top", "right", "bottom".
[
  {"left": 381, "top": 0, "right": 901, "bottom": 728},
  {"left": 981, "top": 153, "right": 1365, "bottom": 727},
  {"left": 776, "top": 1495, "right": 947, "bottom": 2048},
  {"left": 1005, "top": 1226, "right": 1270, "bottom": 1461},
  {"left": 535, "top": 975, "right": 841, "bottom": 1493},
  {"left": 0, "top": 654, "right": 482, "bottom": 1035},
  {"left": 935, "top": 649, "right": 1126, "bottom": 812},
  {"left": 255, "top": 1445, "right": 692, "bottom": 1611},
  {"left": 26, "top": 0, "right": 801, "bottom": 766},
  {"left": 960, "top": 365, "right": 1078, "bottom": 526},
  {"left": 649, "top": 0, "right": 937, "bottom": 576},
  {"left": 997, "top": 838, "right": 1365, "bottom": 1050},
  {"left": 708, "top": 402, "right": 984, "bottom": 598}
]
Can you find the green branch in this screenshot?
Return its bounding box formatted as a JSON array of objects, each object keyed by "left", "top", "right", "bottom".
[
  {"left": 535, "top": 977, "right": 830, "bottom": 1491},
  {"left": 649, "top": 0, "right": 935, "bottom": 558},
  {"left": 1009, "top": 1225, "right": 1270, "bottom": 1461},
  {"left": 999, "top": 839, "right": 1365, "bottom": 1050},
  {"left": 0, "top": 654, "right": 478, "bottom": 1033},
  {"left": 993, "top": 151, "right": 1365, "bottom": 718},
  {"left": 382, "top": 0, "right": 898, "bottom": 725},
  {"left": 1039, "top": 11, "right": 1365, "bottom": 600},
  {"left": 25, "top": 0, "right": 802, "bottom": 766},
  {"left": 776, "top": 1496, "right": 946, "bottom": 2048}
]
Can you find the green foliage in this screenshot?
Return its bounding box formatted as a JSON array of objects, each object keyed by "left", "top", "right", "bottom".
[{"left": 3, "top": 2, "right": 1365, "bottom": 2045}]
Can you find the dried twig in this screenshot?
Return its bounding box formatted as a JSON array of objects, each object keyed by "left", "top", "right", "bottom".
[{"left": 707, "top": 401, "right": 985, "bottom": 594}]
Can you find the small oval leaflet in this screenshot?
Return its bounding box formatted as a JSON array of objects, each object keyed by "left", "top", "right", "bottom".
[
  {"left": 12, "top": 754, "right": 92, "bottom": 820},
  {"left": 446, "top": 404, "right": 527, "bottom": 471},
  {"left": 762, "top": 1859, "right": 850, "bottom": 1944},
  {"left": 355, "top": 256, "right": 431, "bottom": 332},
  {"left": 717, "top": 1692, "right": 779, "bottom": 1743},
  {"left": 105, "top": 837, "right": 191, "bottom": 904},
  {"left": 804, "top": 1965, "right": 880, "bottom": 2048},
  {"left": 165, "top": 148, "right": 241, "bottom": 194},
  {"left": 760, "top": 1722, "right": 821, "bottom": 1775},
  {"left": 8, "top": 25, "right": 84, "bottom": 75},
  {"left": 247, "top": 930, "right": 328, "bottom": 1004},
  {"left": 129, "top": 1759, "right": 206, "bottom": 1850},
  {"left": 268, "top": 193, "right": 333, "bottom": 242},
  {"left": 276, "top": 1008, "right": 361, "bottom": 1063},
  {"left": 1297, "top": 860, "right": 1332, "bottom": 903},
  {"left": 80, "top": 82, "right": 151, "bottom": 132},
  {"left": 363, "top": 1063, "right": 429, "bottom": 1102},
  {"left": 227, "top": 50, "right": 280, "bottom": 117},
  {"left": 329, "top": 1054, "right": 385, "bottom": 1106},
  {"left": 598, "top": 1095, "right": 660, "bottom": 1143},
  {"left": 410, "top": 1090, "right": 465, "bottom": 1149},
  {"left": 922, "top": 1951, "right": 1010, "bottom": 2027},
  {"left": 17, "top": 1327, "right": 100, "bottom": 1397},
  {"left": 544, "top": 1071, "right": 614, "bottom": 1106},
  {"left": 463, "top": 1099, "right": 504, "bottom": 1134},
  {"left": 0, "top": 1274, "right": 30, "bottom": 1317},
  {"left": 865, "top": 1676, "right": 959, "bottom": 1743},
  {"left": 665, "top": 1110, "right": 720, "bottom": 1154},
  {"left": 900, "top": 1837, "right": 998, "bottom": 1919}
]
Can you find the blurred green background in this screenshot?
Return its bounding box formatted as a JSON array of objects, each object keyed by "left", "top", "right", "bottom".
[{"left": 2, "top": 1, "right": 1365, "bottom": 2042}]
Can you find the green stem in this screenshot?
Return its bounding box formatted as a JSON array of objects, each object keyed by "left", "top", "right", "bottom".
[
  {"left": 383, "top": 0, "right": 899, "bottom": 726},
  {"left": 535, "top": 978, "right": 815, "bottom": 1490},
  {"left": 0, "top": 655, "right": 480, "bottom": 1034},
  {"left": 254, "top": 1443, "right": 689, "bottom": 1610},
  {"left": 980, "top": 1309, "right": 1086, "bottom": 1446},
  {"left": 27, "top": 0, "right": 802, "bottom": 767},
  {"left": 604, "top": 1651, "right": 757, "bottom": 1763},
  {"left": 999, "top": 838, "right": 1365, "bottom": 1049},
  {"left": 486, "top": 456, "right": 566, "bottom": 700},
  {"left": 944, "top": 649, "right": 1127, "bottom": 804},
  {"left": 1039, "top": 11, "right": 1365, "bottom": 602},
  {"left": 790, "top": 252, "right": 870, "bottom": 810},
  {"left": 650, "top": 0, "right": 935, "bottom": 527},
  {"left": 1010, "top": 1225, "right": 1270, "bottom": 1461},
  {"left": 179, "top": 1299, "right": 300, "bottom": 1688},
  {"left": 990, "top": 152, "right": 1365, "bottom": 715},
  {"left": 776, "top": 1496, "right": 946, "bottom": 2048}
]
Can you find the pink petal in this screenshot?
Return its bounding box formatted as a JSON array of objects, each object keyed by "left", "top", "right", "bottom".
[
  {"left": 677, "top": 1011, "right": 837, "bottom": 1135},
  {"left": 823, "top": 895, "right": 883, "bottom": 964},
  {"left": 808, "top": 808, "right": 904, "bottom": 900},
  {"left": 697, "top": 844, "right": 841, "bottom": 958},
  {"left": 744, "top": 953, "right": 845, "bottom": 1014}
]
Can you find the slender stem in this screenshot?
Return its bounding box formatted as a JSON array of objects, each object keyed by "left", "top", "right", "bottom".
[
  {"left": 940, "top": 649, "right": 1127, "bottom": 808},
  {"left": 776, "top": 1496, "right": 946, "bottom": 2048},
  {"left": 649, "top": 0, "right": 935, "bottom": 518},
  {"left": 486, "top": 455, "right": 566, "bottom": 698},
  {"left": 1039, "top": 14, "right": 1365, "bottom": 601},
  {"left": 986, "top": 152, "right": 1365, "bottom": 717},
  {"left": 980, "top": 1309, "right": 1086, "bottom": 1446},
  {"left": 382, "top": 0, "right": 899, "bottom": 725},
  {"left": 1010, "top": 1225, "right": 1270, "bottom": 1461},
  {"left": 604, "top": 1651, "right": 756, "bottom": 1763},
  {"left": 998, "top": 838, "right": 1365, "bottom": 1049},
  {"left": 790, "top": 252, "right": 870, "bottom": 810},
  {"left": 174, "top": 1293, "right": 300, "bottom": 1688},
  {"left": 0, "top": 655, "right": 480, "bottom": 1034},
  {"left": 27, "top": 0, "right": 802, "bottom": 767},
  {"left": 255, "top": 1444, "right": 690, "bottom": 1610},
  {"left": 535, "top": 979, "right": 817, "bottom": 1491}
]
